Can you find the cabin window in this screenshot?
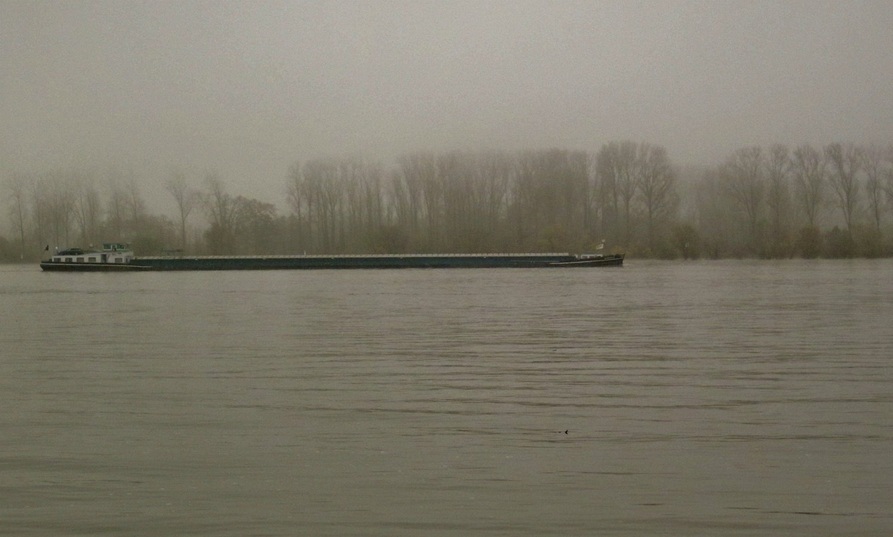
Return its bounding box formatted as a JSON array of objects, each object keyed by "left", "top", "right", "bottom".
[
  {"left": 66, "top": 257, "right": 73, "bottom": 262},
  {"left": 89, "top": 257, "right": 98, "bottom": 263}
]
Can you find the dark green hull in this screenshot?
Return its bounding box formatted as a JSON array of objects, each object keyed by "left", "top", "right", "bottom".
[
  {"left": 135, "top": 253, "right": 624, "bottom": 270},
  {"left": 42, "top": 253, "right": 624, "bottom": 271},
  {"left": 39, "top": 262, "right": 151, "bottom": 272}
]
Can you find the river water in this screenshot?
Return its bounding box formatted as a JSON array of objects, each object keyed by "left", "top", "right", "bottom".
[{"left": 1, "top": 260, "right": 891, "bottom": 536}]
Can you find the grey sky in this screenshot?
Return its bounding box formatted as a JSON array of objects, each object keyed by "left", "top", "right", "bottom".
[{"left": 3, "top": 0, "right": 892, "bottom": 207}]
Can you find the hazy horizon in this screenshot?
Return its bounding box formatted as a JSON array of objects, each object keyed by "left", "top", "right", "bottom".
[{"left": 3, "top": 0, "right": 893, "bottom": 213}]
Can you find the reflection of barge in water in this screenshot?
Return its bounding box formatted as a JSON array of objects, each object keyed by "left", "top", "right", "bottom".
[{"left": 41, "top": 244, "right": 624, "bottom": 271}]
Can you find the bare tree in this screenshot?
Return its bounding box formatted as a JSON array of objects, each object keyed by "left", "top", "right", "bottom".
[
  {"left": 510, "top": 149, "right": 590, "bottom": 251},
  {"left": 28, "top": 178, "right": 50, "bottom": 251},
  {"left": 635, "top": 143, "right": 677, "bottom": 254},
  {"left": 436, "top": 152, "right": 476, "bottom": 251},
  {"left": 124, "top": 176, "right": 147, "bottom": 233},
  {"left": 340, "top": 157, "right": 384, "bottom": 251},
  {"left": 4, "top": 174, "right": 31, "bottom": 259},
  {"left": 862, "top": 145, "right": 888, "bottom": 232},
  {"left": 393, "top": 154, "right": 432, "bottom": 242},
  {"left": 165, "top": 173, "right": 200, "bottom": 251},
  {"left": 388, "top": 169, "right": 412, "bottom": 239},
  {"left": 203, "top": 174, "right": 243, "bottom": 254},
  {"left": 285, "top": 162, "right": 310, "bottom": 252},
  {"left": 562, "top": 150, "right": 591, "bottom": 247},
  {"left": 396, "top": 153, "right": 440, "bottom": 250},
  {"left": 298, "top": 159, "right": 343, "bottom": 252},
  {"left": 71, "top": 174, "right": 102, "bottom": 247},
  {"left": 38, "top": 172, "right": 76, "bottom": 249},
  {"left": 765, "top": 144, "right": 793, "bottom": 256},
  {"left": 474, "top": 151, "right": 511, "bottom": 248},
  {"left": 693, "top": 169, "right": 736, "bottom": 258},
  {"left": 824, "top": 143, "right": 863, "bottom": 232},
  {"left": 233, "top": 196, "right": 277, "bottom": 254},
  {"left": 595, "top": 141, "right": 638, "bottom": 247},
  {"left": 510, "top": 152, "right": 539, "bottom": 249},
  {"left": 886, "top": 145, "right": 893, "bottom": 213},
  {"left": 105, "top": 174, "right": 128, "bottom": 239},
  {"left": 358, "top": 160, "right": 385, "bottom": 242},
  {"left": 791, "top": 144, "right": 826, "bottom": 228},
  {"left": 720, "top": 147, "right": 765, "bottom": 254}
]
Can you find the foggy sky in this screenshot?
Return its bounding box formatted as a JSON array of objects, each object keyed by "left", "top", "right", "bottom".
[{"left": 3, "top": 0, "right": 893, "bottom": 208}]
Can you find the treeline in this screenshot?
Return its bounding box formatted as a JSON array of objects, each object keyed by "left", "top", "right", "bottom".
[
  {"left": 693, "top": 143, "right": 893, "bottom": 258},
  {"left": 3, "top": 143, "right": 893, "bottom": 262}
]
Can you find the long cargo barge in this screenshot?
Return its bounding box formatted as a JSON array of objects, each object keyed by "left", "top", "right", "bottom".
[{"left": 40, "top": 243, "right": 624, "bottom": 271}]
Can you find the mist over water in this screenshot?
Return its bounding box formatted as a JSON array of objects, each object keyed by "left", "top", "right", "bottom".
[
  {"left": 2, "top": 260, "right": 891, "bottom": 536},
  {"left": 4, "top": 2, "right": 893, "bottom": 209}
]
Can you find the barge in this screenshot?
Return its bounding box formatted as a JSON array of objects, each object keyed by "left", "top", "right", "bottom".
[
  {"left": 41, "top": 244, "right": 624, "bottom": 271},
  {"left": 40, "top": 243, "right": 149, "bottom": 271}
]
